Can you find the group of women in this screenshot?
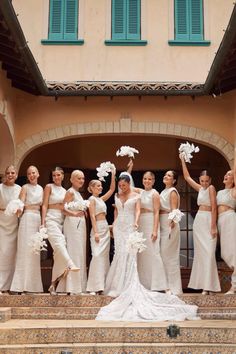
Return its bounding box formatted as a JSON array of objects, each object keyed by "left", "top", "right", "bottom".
[{"left": 0, "top": 152, "right": 235, "bottom": 301}]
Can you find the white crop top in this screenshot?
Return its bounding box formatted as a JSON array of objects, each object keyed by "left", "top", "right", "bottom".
[
  {"left": 68, "top": 187, "right": 83, "bottom": 203},
  {"left": 140, "top": 189, "right": 157, "bottom": 211},
  {"left": 48, "top": 184, "right": 66, "bottom": 204},
  {"left": 24, "top": 184, "right": 43, "bottom": 206},
  {"left": 0, "top": 183, "right": 21, "bottom": 209},
  {"left": 217, "top": 189, "right": 236, "bottom": 209},
  {"left": 89, "top": 196, "right": 107, "bottom": 215},
  {"left": 197, "top": 187, "right": 211, "bottom": 207},
  {"left": 160, "top": 187, "right": 179, "bottom": 211}
]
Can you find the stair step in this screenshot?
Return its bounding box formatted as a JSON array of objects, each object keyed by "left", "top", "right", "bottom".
[
  {"left": 0, "top": 342, "right": 235, "bottom": 354},
  {"left": 0, "top": 319, "right": 235, "bottom": 345},
  {"left": 0, "top": 308, "right": 11, "bottom": 323}
]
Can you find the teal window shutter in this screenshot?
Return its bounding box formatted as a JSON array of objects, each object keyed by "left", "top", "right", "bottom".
[
  {"left": 175, "top": 0, "right": 203, "bottom": 41},
  {"left": 112, "top": 0, "right": 126, "bottom": 40},
  {"left": 64, "top": 0, "right": 78, "bottom": 40},
  {"left": 190, "top": 0, "right": 203, "bottom": 41},
  {"left": 127, "top": 0, "right": 140, "bottom": 40},
  {"left": 49, "top": 0, "right": 78, "bottom": 40},
  {"left": 49, "top": 0, "right": 63, "bottom": 40}
]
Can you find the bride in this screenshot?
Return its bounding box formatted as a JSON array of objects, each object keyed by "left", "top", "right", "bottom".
[{"left": 98, "top": 174, "right": 198, "bottom": 321}]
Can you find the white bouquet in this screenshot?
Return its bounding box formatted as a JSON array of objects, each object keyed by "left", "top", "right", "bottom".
[
  {"left": 29, "top": 227, "right": 48, "bottom": 255},
  {"left": 64, "top": 199, "right": 90, "bottom": 212},
  {"left": 179, "top": 141, "right": 200, "bottom": 163},
  {"left": 116, "top": 145, "right": 139, "bottom": 158},
  {"left": 4, "top": 199, "right": 24, "bottom": 216},
  {"left": 96, "top": 161, "right": 115, "bottom": 182},
  {"left": 168, "top": 209, "right": 184, "bottom": 224},
  {"left": 126, "top": 230, "right": 147, "bottom": 255}
]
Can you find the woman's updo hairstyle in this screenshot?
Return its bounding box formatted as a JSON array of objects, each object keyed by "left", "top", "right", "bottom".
[
  {"left": 200, "top": 170, "right": 210, "bottom": 177},
  {"left": 52, "top": 166, "right": 64, "bottom": 175},
  {"left": 118, "top": 174, "right": 131, "bottom": 184},
  {"left": 170, "top": 170, "right": 178, "bottom": 187},
  {"left": 88, "top": 179, "right": 100, "bottom": 193}
]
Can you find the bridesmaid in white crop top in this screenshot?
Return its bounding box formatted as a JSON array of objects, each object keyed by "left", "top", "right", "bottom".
[
  {"left": 86, "top": 166, "right": 116, "bottom": 294},
  {"left": 11, "top": 166, "right": 44, "bottom": 293},
  {"left": 159, "top": 170, "right": 182, "bottom": 295},
  {"left": 42, "top": 167, "right": 79, "bottom": 295},
  {"left": 217, "top": 158, "right": 236, "bottom": 294},
  {"left": 136, "top": 171, "right": 167, "bottom": 292},
  {"left": 180, "top": 155, "right": 220, "bottom": 294}
]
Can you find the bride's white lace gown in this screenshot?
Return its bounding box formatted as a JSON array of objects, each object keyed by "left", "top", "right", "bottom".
[{"left": 98, "top": 194, "right": 198, "bottom": 322}]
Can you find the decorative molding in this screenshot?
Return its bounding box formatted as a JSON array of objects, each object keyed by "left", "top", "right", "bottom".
[
  {"left": 14, "top": 119, "right": 233, "bottom": 168},
  {"left": 47, "top": 81, "right": 205, "bottom": 96}
]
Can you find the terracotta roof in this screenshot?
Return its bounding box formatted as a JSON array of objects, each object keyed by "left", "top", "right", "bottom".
[{"left": 0, "top": 0, "right": 235, "bottom": 97}]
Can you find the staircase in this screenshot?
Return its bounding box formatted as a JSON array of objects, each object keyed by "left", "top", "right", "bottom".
[{"left": 0, "top": 293, "right": 236, "bottom": 353}]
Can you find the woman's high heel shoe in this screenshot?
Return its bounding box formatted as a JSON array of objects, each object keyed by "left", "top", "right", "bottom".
[{"left": 48, "top": 284, "right": 57, "bottom": 295}]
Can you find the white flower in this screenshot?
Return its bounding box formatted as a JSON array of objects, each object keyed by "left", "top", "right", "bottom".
[
  {"left": 4, "top": 199, "right": 24, "bottom": 216},
  {"left": 116, "top": 146, "right": 139, "bottom": 158},
  {"left": 179, "top": 141, "right": 200, "bottom": 163},
  {"left": 64, "top": 200, "right": 90, "bottom": 212},
  {"left": 126, "top": 231, "right": 147, "bottom": 255},
  {"left": 96, "top": 161, "right": 116, "bottom": 182},
  {"left": 29, "top": 227, "right": 48, "bottom": 255},
  {"left": 168, "top": 209, "right": 185, "bottom": 224}
]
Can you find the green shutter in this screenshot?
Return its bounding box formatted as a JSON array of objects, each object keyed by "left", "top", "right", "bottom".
[
  {"left": 49, "top": 0, "right": 63, "bottom": 40},
  {"left": 64, "top": 0, "right": 78, "bottom": 40},
  {"left": 112, "top": 0, "right": 126, "bottom": 39},
  {"left": 175, "top": 0, "right": 189, "bottom": 40},
  {"left": 190, "top": 0, "right": 203, "bottom": 40},
  {"left": 127, "top": 0, "right": 140, "bottom": 40}
]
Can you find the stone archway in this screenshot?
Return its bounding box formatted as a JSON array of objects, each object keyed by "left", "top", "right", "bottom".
[
  {"left": 15, "top": 118, "right": 234, "bottom": 169},
  {"left": 0, "top": 114, "right": 15, "bottom": 175}
]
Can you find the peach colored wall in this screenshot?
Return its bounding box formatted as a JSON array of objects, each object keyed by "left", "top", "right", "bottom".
[
  {"left": 12, "top": 0, "right": 234, "bottom": 83},
  {"left": 14, "top": 90, "right": 235, "bottom": 146}
]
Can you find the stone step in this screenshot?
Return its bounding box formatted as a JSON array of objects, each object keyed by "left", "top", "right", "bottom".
[
  {"left": 1, "top": 293, "right": 236, "bottom": 308},
  {"left": 0, "top": 308, "right": 11, "bottom": 323},
  {"left": 0, "top": 342, "right": 235, "bottom": 354},
  {"left": 0, "top": 319, "right": 235, "bottom": 345},
  {"left": 9, "top": 306, "right": 236, "bottom": 321}
]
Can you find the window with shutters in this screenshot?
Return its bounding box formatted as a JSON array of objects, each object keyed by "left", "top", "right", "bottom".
[
  {"left": 42, "top": 0, "right": 84, "bottom": 45},
  {"left": 169, "top": 0, "right": 210, "bottom": 46}
]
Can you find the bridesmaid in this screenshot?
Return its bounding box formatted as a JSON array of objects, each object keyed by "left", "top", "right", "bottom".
[
  {"left": 86, "top": 166, "right": 116, "bottom": 294},
  {"left": 0, "top": 165, "right": 21, "bottom": 294},
  {"left": 217, "top": 157, "right": 236, "bottom": 294},
  {"left": 42, "top": 167, "right": 79, "bottom": 295},
  {"left": 159, "top": 170, "right": 182, "bottom": 295},
  {"left": 57, "top": 170, "right": 87, "bottom": 295},
  {"left": 180, "top": 156, "right": 221, "bottom": 294},
  {"left": 137, "top": 171, "right": 167, "bottom": 292},
  {"left": 11, "top": 166, "right": 44, "bottom": 293}
]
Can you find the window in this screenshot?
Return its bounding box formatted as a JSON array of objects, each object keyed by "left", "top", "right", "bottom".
[
  {"left": 42, "top": 0, "right": 84, "bottom": 44},
  {"left": 112, "top": 0, "right": 140, "bottom": 40},
  {"left": 169, "top": 0, "right": 210, "bottom": 46}
]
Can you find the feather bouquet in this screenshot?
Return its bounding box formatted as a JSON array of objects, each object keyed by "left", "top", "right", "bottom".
[
  {"left": 64, "top": 200, "right": 90, "bottom": 212},
  {"left": 4, "top": 199, "right": 24, "bottom": 216},
  {"left": 29, "top": 227, "right": 48, "bottom": 255},
  {"left": 168, "top": 209, "right": 185, "bottom": 224},
  {"left": 116, "top": 146, "right": 139, "bottom": 158},
  {"left": 96, "top": 161, "right": 115, "bottom": 182},
  {"left": 126, "top": 230, "right": 147, "bottom": 255},
  {"left": 179, "top": 141, "right": 199, "bottom": 163}
]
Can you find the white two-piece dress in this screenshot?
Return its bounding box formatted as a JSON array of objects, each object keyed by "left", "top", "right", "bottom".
[
  {"left": 159, "top": 187, "right": 182, "bottom": 295},
  {"left": 138, "top": 189, "right": 167, "bottom": 291},
  {"left": 217, "top": 188, "right": 236, "bottom": 289},
  {"left": 97, "top": 193, "right": 198, "bottom": 321},
  {"left": 57, "top": 187, "right": 87, "bottom": 294},
  {"left": 0, "top": 183, "right": 21, "bottom": 291},
  {"left": 86, "top": 196, "right": 110, "bottom": 293},
  {"left": 188, "top": 187, "right": 221, "bottom": 292},
  {"left": 45, "top": 184, "right": 73, "bottom": 283},
  {"left": 11, "top": 184, "right": 44, "bottom": 293}
]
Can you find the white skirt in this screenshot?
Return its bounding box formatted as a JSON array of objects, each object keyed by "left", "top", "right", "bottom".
[
  {"left": 86, "top": 220, "right": 110, "bottom": 292},
  {"left": 0, "top": 211, "right": 18, "bottom": 291},
  {"left": 188, "top": 211, "right": 221, "bottom": 292},
  {"left": 160, "top": 214, "right": 182, "bottom": 295},
  {"left": 138, "top": 213, "right": 167, "bottom": 291},
  {"left": 46, "top": 209, "right": 72, "bottom": 282},
  {"left": 11, "top": 210, "right": 43, "bottom": 293},
  {"left": 57, "top": 215, "right": 87, "bottom": 293},
  {"left": 218, "top": 210, "right": 236, "bottom": 269}
]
